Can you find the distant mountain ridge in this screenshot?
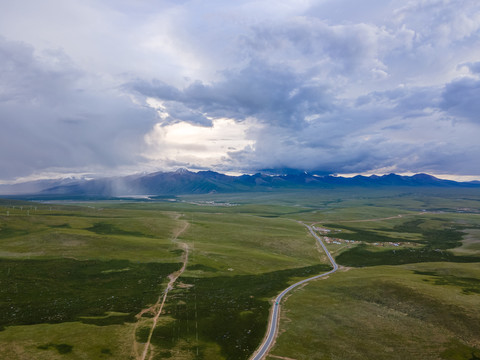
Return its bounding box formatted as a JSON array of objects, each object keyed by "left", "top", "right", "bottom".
[{"left": 0, "top": 170, "right": 479, "bottom": 198}]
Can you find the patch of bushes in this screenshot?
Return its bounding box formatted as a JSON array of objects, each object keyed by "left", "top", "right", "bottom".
[
  {"left": 336, "top": 244, "right": 479, "bottom": 267},
  {"left": 86, "top": 222, "right": 147, "bottom": 237},
  {"left": 0, "top": 226, "right": 29, "bottom": 239},
  {"left": 37, "top": 343, "right": 73, "bottom": 354},
  {"left": 332, "top": 219, "right": 479, "bottom": 267},
  {"left": 187, "top": 264, "right": 218, "bottom": 272},
  {"left": 150, "top": 264, "right": 332, "bottom": 360},
  {"left": 0, "top": 258, "right": 181, "bottom": 326},
  {"left": 441, "top": 340, "right": 480, "bottom": 360},
  {"left": 414, "top": 270, "right": 480, "bottom": 295}
]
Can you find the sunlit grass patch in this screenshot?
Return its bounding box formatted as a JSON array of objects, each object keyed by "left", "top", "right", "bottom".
[{"left": 0, "top": 321, "right": 134, "bottom": 359}]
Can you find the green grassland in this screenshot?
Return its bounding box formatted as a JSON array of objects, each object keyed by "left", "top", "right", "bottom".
[
  {"left": 0, "top": 198, "right": 333, "bottom": 359},
  {"left": 0, "top": 203, "right": 181, "bottom": 262},
  {"left": 145, "top": 264, "right": 330, "bottom": 359},
  {"left": 259, "top": 189, "right": 480, "bottom": 360},
  {"left": 0, "top": 187, "right": 479, "bottom": 359},
  {"left": 181, "top": 212, "right": 325, "bottom": 276},
  {"left": 131, "top": 207, "right": 332, "bottom": 359},
  {"left": 0, "top": 201, "right": 185, "bottom": 359},
  {"left": 269, "top": 263, "right": 480, "bottom": 360}
]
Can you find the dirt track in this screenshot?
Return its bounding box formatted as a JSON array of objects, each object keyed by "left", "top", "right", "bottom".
[{"left": 132, "top": 218, "right": 190, "bottom": 360}]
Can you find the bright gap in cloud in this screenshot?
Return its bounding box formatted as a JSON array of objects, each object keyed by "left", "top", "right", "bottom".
[{"left": 143, "top": 118, "right": 255, "bottom": 169}]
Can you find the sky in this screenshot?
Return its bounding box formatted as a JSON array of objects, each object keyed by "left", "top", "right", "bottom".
[{"left": 1, "top": 0, "right": 480, "bottom": 183}]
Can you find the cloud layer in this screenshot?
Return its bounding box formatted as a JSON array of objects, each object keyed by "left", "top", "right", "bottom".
[{"left": 1, "top": 0, "right": 480, "bottom": 181}]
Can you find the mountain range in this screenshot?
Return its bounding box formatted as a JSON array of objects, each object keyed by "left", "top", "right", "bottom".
[{"left": 1, "top": 169, "right": 479, "bottom": 199}]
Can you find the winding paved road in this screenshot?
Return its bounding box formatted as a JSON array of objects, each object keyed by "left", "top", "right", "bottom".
[{"left": 250, "top": 223, "right": 339, "bottom": 360}]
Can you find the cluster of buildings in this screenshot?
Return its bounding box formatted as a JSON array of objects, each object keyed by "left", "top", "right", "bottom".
[
  {"left": 323, "top": 237, "right": 356, "bottom": 245},
  {"left": 313, "top": 226, "right": 332, "bottom": 234},
  {"left": 314, "top": 225, "right": 407, "bottom": 248}
]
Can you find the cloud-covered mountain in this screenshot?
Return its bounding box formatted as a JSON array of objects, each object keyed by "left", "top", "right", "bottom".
[{"left": 1, "top": 170, "right": 478, "bottom": 198}]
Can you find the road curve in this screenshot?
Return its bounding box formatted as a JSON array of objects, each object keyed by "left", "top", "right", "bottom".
[{"left": 250, "top": 223, "right": 339, "bottom": 360}]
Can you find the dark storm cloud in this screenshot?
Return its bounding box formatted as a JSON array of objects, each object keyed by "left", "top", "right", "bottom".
[
  {"left": 441, "top": 77, "right": 480, "bottom": 122},
  {"left": 129, "top": 61, "right": 334, "bottom": 128},
  {"left": 224, "top": 76, "right": 479, "bottom": 176},
  {"left": 125, "top": 2, "right": 480, "bottom": 176},
  {"left": 128, "top": 79, "right": 183, "bottom": 102},
  {"left": 0, "top": 36, "right": 156, "bottom": 180}
]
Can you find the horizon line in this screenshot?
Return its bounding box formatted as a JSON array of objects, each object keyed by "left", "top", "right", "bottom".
[{"left": 1, "top": 169, "right": 479, "bottom": 186}]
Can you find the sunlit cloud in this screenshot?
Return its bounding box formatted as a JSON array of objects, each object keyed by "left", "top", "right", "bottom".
[{"left": 143, "top": 118, "right": 256, "bottom": 170}]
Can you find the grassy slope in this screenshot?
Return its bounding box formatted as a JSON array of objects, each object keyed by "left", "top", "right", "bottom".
[
  {"left": 269, "top": 263, "right": 480, "bottom": 360},
  {"left": 182, "top": 212, "right": 325, "bottom": 276}
]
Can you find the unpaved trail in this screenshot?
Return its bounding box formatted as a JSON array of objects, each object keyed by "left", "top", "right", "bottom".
[{"left": 132, "top": 217, "right": 190, "bottom": 360}]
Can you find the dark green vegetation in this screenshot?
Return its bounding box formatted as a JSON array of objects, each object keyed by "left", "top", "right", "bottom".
[
  {"left": 86, "top": 221, "right": 149, "bottom": 237},
  {"left": 414, "top": 269, "right": 480, "bottom": 294},
  {"left": 37, "top": 342, "right": 73, "bottom": 354},
  {"left": 150, "top": 265, "right": 330, "bottom": 360},
  {"left": 0, "top": 258, "right": 180, "bottom": 326},
  {"left": 0, "top": 187, "right": 480, "bottom": 359},
  {"left": 336, "top": 243, "right": 479, "bottom": 266},
  {"left": 330, "top": 219, "right": 480, "bottom": 266}
]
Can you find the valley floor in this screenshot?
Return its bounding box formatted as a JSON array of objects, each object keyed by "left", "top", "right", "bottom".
[{"left": 0, "top": 188, "right": 479, "bottom": 359}]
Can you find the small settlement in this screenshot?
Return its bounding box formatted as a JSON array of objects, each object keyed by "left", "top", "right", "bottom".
[{"left": 313, "top": 225, "right": 408, "bottom": 247}]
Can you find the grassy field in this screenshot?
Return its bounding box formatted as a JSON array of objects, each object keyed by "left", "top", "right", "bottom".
[
  {"left": 120, "top": 204, "right": 332, "bottom": 359},
  {"left": 262, "top": 188, "right": 480, "bottom": 360},
  {"left": 0, "top": 200, "right": 185, "bottom": 359},
  {"left": 0, "top": 198, "right": 331, "bottom": 359},
  {"left": 269, "top": 263, "right": 480, "bottom": 360},
  {"left": 0, "top": 187, "right": 480, "bottom": 359}
]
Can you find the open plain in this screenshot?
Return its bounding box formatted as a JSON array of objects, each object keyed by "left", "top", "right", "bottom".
[{"left": 1, "top": 187, "right": 480, "bottom": 359}]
